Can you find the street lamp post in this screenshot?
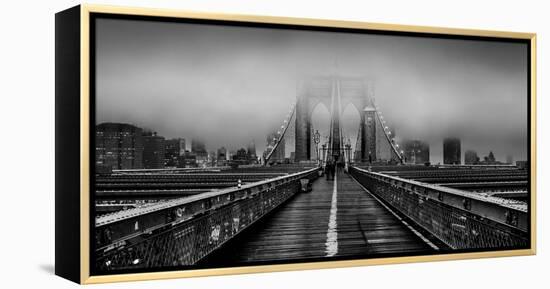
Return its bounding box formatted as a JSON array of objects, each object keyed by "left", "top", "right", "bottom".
[
  {"left": 345, "top": 143, "right": 351, "bottom": 164},
  {"left": 313, "top": 130, "right": 321, "bottom": 164},
  {"left": 343, "top": 141, "right": 352, "bottom": 173}
]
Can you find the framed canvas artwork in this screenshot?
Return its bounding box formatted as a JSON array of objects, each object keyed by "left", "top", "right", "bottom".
[{"left": 55, "top": 4, "right": 536, "bottom": 284}]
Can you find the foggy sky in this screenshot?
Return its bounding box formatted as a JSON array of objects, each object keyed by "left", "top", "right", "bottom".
[{"left": 95, "top": 18, "right": 528, "bottom": 163}]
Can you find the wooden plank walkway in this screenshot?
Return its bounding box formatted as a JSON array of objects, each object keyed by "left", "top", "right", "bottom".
[
  {"left": 336, "top": 172, "right": 433, "bottom": 256},
  {"left": 203, "top": 170, "right": 434, "bottom": 265}
]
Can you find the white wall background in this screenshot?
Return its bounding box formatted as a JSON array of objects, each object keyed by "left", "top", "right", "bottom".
[{"left": 0, "top": 0, "right": 547, "bottom": 287}]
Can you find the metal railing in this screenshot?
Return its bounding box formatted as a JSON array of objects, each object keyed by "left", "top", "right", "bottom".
[
  {"left": 95, "top": 167, "right": 319, "bottom": 271},
  {"left": 349, "top": 167, "right": 529, "bottom": 250}
]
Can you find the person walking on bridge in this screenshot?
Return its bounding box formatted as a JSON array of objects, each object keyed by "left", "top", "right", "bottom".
[
  {"left": 328, "top": 159, "right": 336, "bottom": 180},
  {"left": 325, "top": 159, "right": 335, "bottom": 180}
]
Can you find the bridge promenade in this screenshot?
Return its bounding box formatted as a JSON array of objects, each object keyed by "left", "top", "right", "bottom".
[
  {"left": 93, "top": 164, "right": 529, "bottom": 272},
  {"left": 205, "top": 170, "right": 434, "bottom": 265}
]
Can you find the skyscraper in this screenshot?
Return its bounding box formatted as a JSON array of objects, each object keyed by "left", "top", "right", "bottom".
[
  {"left": 191, "top": 139, "right": 206, "bottom": 154},
  {"left": 191, "top": 139, "right": 208, "bottom": 164},
  {"left": 164, "top": 138, "right": 186, "bottom": 167},
  {"left": 402, "top": 140, "right": 430, "bottom": 164},
  {"left": 95, "top": 122, "right": 144, "bottom": 170},
  {"left": 216, "top": 147, "right": 227, "bottom": 166},
  {"left": 247, "top": 140, "right": 257, "bottom": 163},
  {"left": 143, "top": 131, "right": 165, "bottom": 169},
  {"left": 443, "top": 137, "right": 461, "bottom": 165}
]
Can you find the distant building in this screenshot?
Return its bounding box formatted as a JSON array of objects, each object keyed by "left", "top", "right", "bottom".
[
  {"left": 217, "top": 147, "right": 227, "bottom": 160},
  {"left": 479, "top": 151, "right": 502, "bottom": 165},
  {"left": 177, "top": 151, "right": 197, "bottom": 168},
  {"left": 95, "top": 122, "right": 143, "bottom": 170},
  {"left": 164, "top": 138, "right": 186, "bottom": 167},
  {"left": 191, "top": 139, "right": 207, "bottom": 155},
  {"left": 217, "top": 147, "right": 227, "bottom": 166},
  {"left": 142, "top": 131, "right": 165, "bottom": 169},
  {"left": 402, "top": 140, "right": 430, "bottom": 164},
  {"left": 486, "top": 151, "right": 496, "bottom": 163},
  {"left": 464, "top": 150, "right": 480, "bottom": 165},
  {"left": 443, "top": 137, "right": 461, "bottom": 165},
  {"left": 208, "top": 151, "right": 217, "bottom": 166},
  {"left": 247, "top": 140, "right": 257, "bottom": 163},
  {"left": 228, "top": 150, "right": 237, "bottom": 161},
  {"left": 232, "top": 148, "right": 250, "bottom": 165},
  {"left": 192, "top": 139, "right": 208, "bottom": 164}
]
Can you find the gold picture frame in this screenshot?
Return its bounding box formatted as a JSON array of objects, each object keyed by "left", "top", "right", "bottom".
[{"left": 55, "top": 4, "right": 536, "bottom": 284}]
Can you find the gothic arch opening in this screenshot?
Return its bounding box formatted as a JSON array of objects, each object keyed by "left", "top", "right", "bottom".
[
  {"left": 341, "top": 103, "right": 361, "bottom": 157},
  {"left": 310, "top": 102, "right": 331, "bottom": 161}
]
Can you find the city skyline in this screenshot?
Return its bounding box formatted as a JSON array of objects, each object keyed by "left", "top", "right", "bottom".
[
  {"left": 96, "top": 110, "right": 525, "bottom": 165},
  {"left": 95, "top": 120, "right": 517, "bottom": 166}
]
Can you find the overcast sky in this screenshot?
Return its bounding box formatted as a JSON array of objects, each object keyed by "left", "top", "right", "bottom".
[{"left": 95, "top": 18, "right": 528, "bottom": 163}]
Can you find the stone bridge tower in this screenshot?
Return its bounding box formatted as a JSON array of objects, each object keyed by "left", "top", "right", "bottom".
[{"left": 294, "top": 76, "right": 375, "bottom": 162}]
